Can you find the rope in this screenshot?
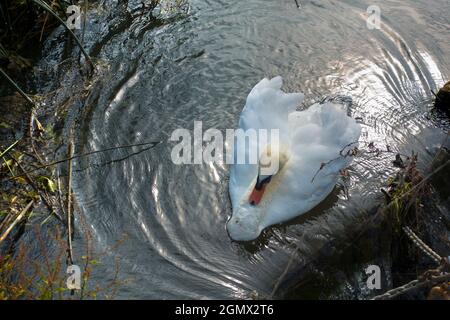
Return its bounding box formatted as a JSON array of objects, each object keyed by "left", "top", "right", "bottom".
[
  {"left": 372, "top": 273, "right": 450, "bottom": 300},
  {"left": 373, "top": 279, "right": 419, "bottom": 300},
  {"left": 403, "top": 226, "right": 442, "bottom": 264}
]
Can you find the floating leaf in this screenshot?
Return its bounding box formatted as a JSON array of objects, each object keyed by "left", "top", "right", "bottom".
[
  {"left": 38, "top": 176, "right": 56, "bottom": 193},
  {"left": 26, "top": 191, "right": 40, "bottom": 201},
  {"left": 14, "top": 176, "right": 27, "bottom": 185},
  {"left": 10, "top": 195, "right": 18, "bottom": 204},
  {"left": 34, "top": 117, "right": 45, "bottom": 132},
  {"left": 11, "top": 150, "right": 23, "bottom": 161},
  {"left": 1, "top": 159, "right": 13, "bottom": 168}
]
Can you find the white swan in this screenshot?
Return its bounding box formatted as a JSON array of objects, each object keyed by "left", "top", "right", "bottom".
[{"left": 227, "top": 76, "right": 361, "bottom": 241}]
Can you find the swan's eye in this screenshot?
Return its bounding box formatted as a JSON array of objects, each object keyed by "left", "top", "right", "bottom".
[{"left": 235, "top": 218, "right": 239, "bottom": 224}]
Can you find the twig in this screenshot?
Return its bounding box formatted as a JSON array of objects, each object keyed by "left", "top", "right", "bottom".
[
  {"left": 56, "top": 174, "right": 67, "bottom": 219},
  {"left": 3, "top": 140, "right": 161, "bottom": 182},
  {"left": 270, "top": 233, "right": 307, "bottom": 298},
  {"left": 12, "top": 155, "right": 63, "bottom": 223},
  {"left": 310, "top": 141, "right": 359, "bottom": 183},
  {"left": 2, "top": 157, "right": 15, "bottom": 177},
  {"left": 0, "top": 200, "right": 34, "bottom": 244},
  {"left": 66, "top": 142, "right": 74, "bottom": 265},
  {"left": 30, "top": 0, "right": 94, "bottom": 68},
  {"left": 0, "top": 140, "right": 19, "bottom": 158},
  {"left": 29, "top": 109, "right": 46, "bottom": 166},
  {"left": 82, "top": 0, "right": 88, "bottom": 44},
  {"left": 310, "top": 139, "right": 418, "bottom": 183},
  {"left": 0, "top": 208, "right": 16, "bottom": 235},
  {"left": 389, "top": 159, "right": 449, "bottom": 206},
  {"left": 39, "top": 11, "right": 49, "bottom": 42},
  {"left": 270, "top": 245, "right": 300, "bottom": 298},
  {"left": 0, "top": 68, "right": 35, "bottom": 106}
]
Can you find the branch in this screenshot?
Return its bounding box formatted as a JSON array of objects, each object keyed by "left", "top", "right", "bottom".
[
  {"left": 12, "top": 155, "right": 64, "bottom": 223},
  {"left": 2, "top": 140, "right": 161, "bottom": 182},
  {"left": 0, "top": 200, "right": 34, "bottom": 244},
  {"left": 310, "top": 141, "right": 359, "bottom": 183},
  {"left": 66, "top": 141, "right": 74, "bottom": 265}
]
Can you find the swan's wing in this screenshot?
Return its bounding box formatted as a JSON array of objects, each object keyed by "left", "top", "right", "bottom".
[
  {"left": 239, "top": 76, "right": 304, "bottom": 134},
  {"left": 289, "top": 102, "right": 360, "bottom": 152},
  {"left": 287, "top": 102, "right": 361, "bottom": 185}
]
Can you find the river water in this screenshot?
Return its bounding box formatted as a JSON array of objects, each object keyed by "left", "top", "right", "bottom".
[{"left": 37, "top": 0, "right": 450, "bottom": 299}]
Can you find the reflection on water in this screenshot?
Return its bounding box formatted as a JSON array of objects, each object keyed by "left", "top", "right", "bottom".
[{"left": 44, "top": 0, "right": 450, "bottom": 298}]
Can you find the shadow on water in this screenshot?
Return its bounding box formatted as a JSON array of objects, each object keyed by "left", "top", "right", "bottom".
[{"left": 240, "top": 187, "right": 342, "bottom": 255}]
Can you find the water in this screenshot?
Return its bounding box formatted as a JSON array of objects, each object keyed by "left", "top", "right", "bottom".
[{"left": 39, "top": 0, "right": 449, "bottom": 298}]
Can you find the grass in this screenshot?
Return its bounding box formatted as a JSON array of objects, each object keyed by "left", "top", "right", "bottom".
[
  {"left": 0, "top": 225, "right": 125, "bottom": 300},
  {"left": 0, "top": 68, "right": 35, "bottom": 105},
  {"left": 0, "top": 107, "right": 127, "bottom": 299},
  {"left": 0, "top": 137, "right": 128, "bottom": 299},
  {"left": 383, "top": 153, "right": 427, "bottom": 232}
]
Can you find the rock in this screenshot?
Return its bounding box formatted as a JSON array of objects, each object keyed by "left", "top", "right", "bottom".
[
  {"left": 428, "top": 284, "right": 450, "bottom": 300},
  {"left": 392, "top": 154, "right": 405, "bottom": 168},
  {"left": 434, "top": 81, "right": 450, "bottom": 116},
  {"left": 430, "top": 146, "right": 450, "bottom": 200},
  {"left": 0, "top": 93, "right": 29, "bottom": 143}
]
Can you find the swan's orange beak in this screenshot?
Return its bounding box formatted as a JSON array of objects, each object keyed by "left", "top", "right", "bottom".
[
  {"left": 249, "top": 175, "right": 272, "bottom": 206},
  {"left": 249, "top": 184, "right": 267, "bottom": 206}
]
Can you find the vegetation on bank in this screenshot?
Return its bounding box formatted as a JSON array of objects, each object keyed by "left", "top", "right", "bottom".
[
  {"left": 1, "top": 0, "right": 173, "bottom": 300},
  {"left": 377, "top": 150, "right": 450, "bottom": 299},
  {"left": 1, "top": 0, "right": 110, "bottom": 300}
]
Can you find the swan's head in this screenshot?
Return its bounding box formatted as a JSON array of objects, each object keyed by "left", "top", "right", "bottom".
[
  {"left": 227, "top": 204, "right": 263, "bottom": 241},
  {"left": 227, "top": 146, "right": 289, "bottom": 241}
]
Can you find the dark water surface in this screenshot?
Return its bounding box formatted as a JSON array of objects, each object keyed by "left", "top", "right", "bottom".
[{"left": 38, "top": 0, "right": 449, "bottom": 298}]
